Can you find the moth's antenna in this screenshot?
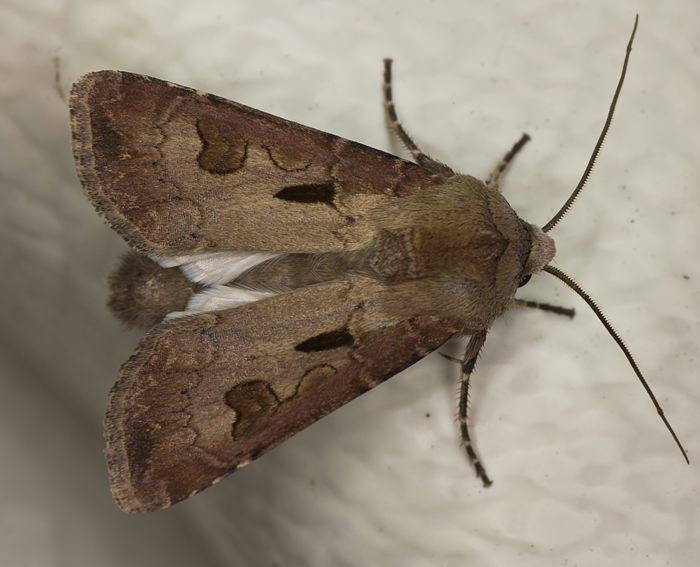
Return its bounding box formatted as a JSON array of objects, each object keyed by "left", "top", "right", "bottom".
[
  {"left": 542, "top": 264, "right": 689, "bottom": 464},
  {"left": 542, "top": 14, "right": 639, "bottom": 233}
]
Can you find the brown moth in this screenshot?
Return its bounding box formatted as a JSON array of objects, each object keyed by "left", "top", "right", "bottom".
[{"left": 70, "top": 15, "right": 686, "bottom": 513}]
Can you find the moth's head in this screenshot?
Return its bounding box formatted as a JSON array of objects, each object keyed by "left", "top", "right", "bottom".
[{"left": 522, "top": 223, "right": 555, "bottom": 279}]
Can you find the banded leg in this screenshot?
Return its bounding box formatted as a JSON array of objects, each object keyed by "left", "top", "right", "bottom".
[
  {"left": 487, "top": 133, "right": 531, "bottom": 189},
  {"left": 383, "top": 59, "right": 454, "bottom": 177},
  {"left": 510, "top": 298, "right": 575, "bottom": 319},
  {"left": 458, "top": 330, "right": 492, "bottom": 487}
]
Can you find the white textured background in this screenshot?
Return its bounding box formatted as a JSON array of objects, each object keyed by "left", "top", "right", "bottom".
[{"left": 1, "top": 1, "right": 699, "bottom": 566}]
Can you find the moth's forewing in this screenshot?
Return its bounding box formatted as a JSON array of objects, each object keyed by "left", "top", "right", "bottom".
[
  {"left": 70, "top": 71, "right": 436, "bottom": 257},
  {"left": 106, "top": 278, "right": 460, "bottom": 512}
]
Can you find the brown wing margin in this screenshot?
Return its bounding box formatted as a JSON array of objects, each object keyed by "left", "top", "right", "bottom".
[
  {"left": 70, "top": 71, "right": 436, "bottom": 257},
  {"left": 105, "top": 279, "right": 461, "bottom": 512}
]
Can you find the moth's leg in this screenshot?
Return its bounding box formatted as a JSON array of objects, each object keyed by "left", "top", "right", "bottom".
[
  {"left": 487, "top": 133, "right": 531, "bottom": 189},
  {"left": 510, "top": 298, "right": 575, "bottom": 319},
  {"left": 383, "top": 59, "right": 454, "bottom": 177},
  {"left": 458, "top": 330, "right": 492, "bottom": 487}
]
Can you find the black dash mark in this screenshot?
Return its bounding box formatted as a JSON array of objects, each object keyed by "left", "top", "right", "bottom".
[
  {"left": 295, "top": 329, "right": 354, "bottom": 352},
  {"left": 275, "top": 183, "right": 335, "bottom": 204}
]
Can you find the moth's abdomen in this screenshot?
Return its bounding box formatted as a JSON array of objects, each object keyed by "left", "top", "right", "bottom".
[
  {"left": 234, "top": 251, "right": 365, "bottom": 291},
  {"left": 108, "top": 252, "right": 201, "bottom": 328}
]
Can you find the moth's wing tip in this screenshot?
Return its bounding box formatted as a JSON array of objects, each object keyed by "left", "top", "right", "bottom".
[
  {"left": 103, "top": 431, "right": 158, "bottom": 514},
  {"left": 69, "top": 71, "right": 113, "bottom": 211},
  {"left": 69, "top": 70, "right": 159, "bottom": 257},
  {"left": 104, "top": 396, "right": 147, "bottom": 513},
  {"left": 103, "top": 387, "right": 150, "bottom": 513},
  {"left": 69, "top": 71, "right": 127, "bottom": 121},
  {"left": 71, "top": 69, "right": 119, "bottom": 91},
  {"left": 103, "top": 316, "right": 228, "bottom": 513},
  {"left": 103, "top": 331, "right": 176, "bottom": 514}
]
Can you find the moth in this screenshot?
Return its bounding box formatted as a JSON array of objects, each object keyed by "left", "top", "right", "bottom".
[{"left": 70, "top": 15, "right": 686, "bottom": 513}]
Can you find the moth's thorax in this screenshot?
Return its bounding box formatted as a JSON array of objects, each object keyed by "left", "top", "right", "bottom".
[{"left": 360, "top": 175, "right": 537, "bottom": 327}]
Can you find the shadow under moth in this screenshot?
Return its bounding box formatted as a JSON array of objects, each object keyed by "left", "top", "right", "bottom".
[{"left": 70, "top": 15, "right": 687, "bottom": 513}]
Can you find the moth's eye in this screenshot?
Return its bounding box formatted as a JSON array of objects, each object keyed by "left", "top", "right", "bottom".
[{"left": 518, "top": 274, "right": 532, "bottom": 288}]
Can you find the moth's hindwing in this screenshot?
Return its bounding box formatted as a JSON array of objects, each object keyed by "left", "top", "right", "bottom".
[
  {"left": 106, "top": 278, "right": 460, "bottom": 512},
  {"left": 69, "top": 71, "right": 435, "bottom": 257}
]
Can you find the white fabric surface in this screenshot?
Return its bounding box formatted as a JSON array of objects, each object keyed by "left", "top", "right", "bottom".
[{"left": 1, "top": 1, "right": 698, "bottom": 566}]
